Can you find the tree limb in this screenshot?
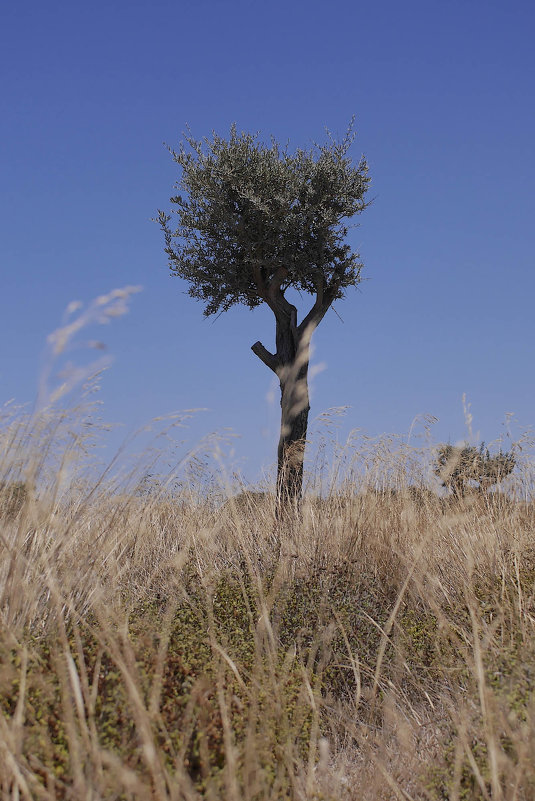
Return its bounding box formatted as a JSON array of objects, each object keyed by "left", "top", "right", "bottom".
[
  {"left": 268, "top": 267, "right": 295, "bottom": 318},
  {"left": 297, "top": 276, "right": 338, "bottom": 338},
  {"left": 252, "top": 264, "right": 289, "bottom": 321},
  {"left": 251, "top": 264, "right": 268, "bottom": 299},
  {"left": 251, "top": 341, "right": 280, "bottom": 373},
  {"left": 254, "top": 265, "right": 298, "bottom": 329},
  {"left": 314, "top": 272, "right": 325, "bottom": 308},
  {"left": 267, "top": 267, "right": 288, "bottom": 300}
]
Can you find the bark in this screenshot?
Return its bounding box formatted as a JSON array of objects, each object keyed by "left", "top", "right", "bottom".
[
  {"left": 275, "top": 317, "right": 311, "bottom": 510},
  {"left": 252, "top": 307, "right": 312, "bottom": 511}
]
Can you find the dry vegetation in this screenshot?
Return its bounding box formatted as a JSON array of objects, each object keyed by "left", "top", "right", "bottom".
[
  {"left": 1, "top": 397, "right": 534, "bottom": 801},
  {"left": 1, "top": 294, "right": 534, "bottom": 799}
]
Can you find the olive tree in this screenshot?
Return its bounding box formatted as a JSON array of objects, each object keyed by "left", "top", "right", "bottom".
[{"left": 159, "top": 122, "right": 370, "bottom": 506}]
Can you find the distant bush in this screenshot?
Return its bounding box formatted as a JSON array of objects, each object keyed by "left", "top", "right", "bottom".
[{"left": 435, "top": 443, "right": 515, "bottom": 497}]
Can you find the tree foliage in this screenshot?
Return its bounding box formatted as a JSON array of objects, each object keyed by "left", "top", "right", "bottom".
[{"left": 158, "top": 122, "right": 370, "bottom": 317}]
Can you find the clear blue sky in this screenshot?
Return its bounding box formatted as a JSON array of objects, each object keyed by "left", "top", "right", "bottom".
[{"left": 2, "top": 0, "right": 534, "bottom": 483}]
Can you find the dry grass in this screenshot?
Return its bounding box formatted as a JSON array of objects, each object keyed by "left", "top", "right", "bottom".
[
  {"left": 1, "top": 293, "right": 534, "bottom": 799},
  {"left": 1, "top": 404, "right": 534, "bottom": 801}
]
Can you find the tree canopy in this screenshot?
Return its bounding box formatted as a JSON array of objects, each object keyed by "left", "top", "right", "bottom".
[{"left": 159, "top": 122, "right": 370, "bottom": 319}]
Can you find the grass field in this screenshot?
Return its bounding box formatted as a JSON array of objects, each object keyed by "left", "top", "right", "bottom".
[{"left": 1, "top": 397, "right": 534, "bottom": 801}]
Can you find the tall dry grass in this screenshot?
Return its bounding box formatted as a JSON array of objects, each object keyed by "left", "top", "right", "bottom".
[
  {"left": 1, "top": 294, "right": 534, "bottom": 799},
  {"left": 1, "top": 414, "right": 534, "bottom": 800}
]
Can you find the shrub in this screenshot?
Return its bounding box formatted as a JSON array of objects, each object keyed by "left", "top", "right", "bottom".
[{"left": 435, "top": 443, "right": 515, "bottom": 497}]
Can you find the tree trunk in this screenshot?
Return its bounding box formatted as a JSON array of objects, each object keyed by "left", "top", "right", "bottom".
[
  {"left": 277, "top": 379, "right": 309, "bottom": 509},
  {"left": 250, "top": 271, "right": 331, "bottom": 515},
  {"left": 275, "top": 318, "right": 310, "bottom": 511}
]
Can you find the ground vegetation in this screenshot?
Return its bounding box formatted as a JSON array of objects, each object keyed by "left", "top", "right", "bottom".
[{"left": 1, "top": 405, "right": 533, "bottom": 800}]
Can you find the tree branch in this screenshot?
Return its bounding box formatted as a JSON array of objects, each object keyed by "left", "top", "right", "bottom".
[
  {"left": 251, "top": 264, "right": 268, "bottom": 299},
  {"left": 297, "top": 278, "right": 339, "bottom": 338},
  {"left": 314, "top": 272, "right": 325, "bottom": 309},
  {"left": 252, "top": 264, "right": 290, "bottom": 321},
  {"left": 253, "top": 265, "right": 297, "bottom": 329},
  {"left": 266, "top": 267, "right": 288, "bottom": 301},
  {"left": 251, "top": 341, "right": 280, "bottom": 373}
]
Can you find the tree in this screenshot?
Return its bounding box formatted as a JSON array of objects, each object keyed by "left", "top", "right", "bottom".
[
  {"left": 435, "top": 443, "right": 515, "bottom": 498},
  {"left": 159, "top": 122, "right": 370, "bottom": 508}
]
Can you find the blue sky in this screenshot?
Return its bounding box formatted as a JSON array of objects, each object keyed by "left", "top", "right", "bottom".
[{"left": 1, "top": 0, "right": 534, "bottom": 483}]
